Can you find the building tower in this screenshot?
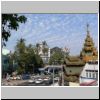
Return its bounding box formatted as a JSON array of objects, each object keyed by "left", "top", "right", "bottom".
[{"left": 80, "top": 24, "right": 98, "bottom": 62}]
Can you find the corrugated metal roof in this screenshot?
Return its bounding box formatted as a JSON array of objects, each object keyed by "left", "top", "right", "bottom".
[{"left": 84, "top": 63, "right": 98, "bottom": 70}]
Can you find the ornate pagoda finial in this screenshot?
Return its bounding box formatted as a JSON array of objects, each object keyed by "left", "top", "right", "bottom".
[{"left": 87, "top": 23, "right": 90, "bottom": 35}]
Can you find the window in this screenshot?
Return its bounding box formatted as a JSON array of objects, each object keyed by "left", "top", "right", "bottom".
[
  {"left": 96, "top": 72, "right": 98, "bottom": 80},
  {"left": 89, "top": 72, "right": 91, "bottom": 78},
  {"left": 86, "top": 72, "right": 88, "bottom": 78},
  {"left": 92, "top": 72, "right": 95, "bottom": 78},
  {"left": 4, "top": 59, "right": 8, "bottom": 64}
]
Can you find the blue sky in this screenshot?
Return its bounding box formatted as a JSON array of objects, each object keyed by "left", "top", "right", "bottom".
[{"left": 5, "top": 14, "right": 98, "bottom": 55}]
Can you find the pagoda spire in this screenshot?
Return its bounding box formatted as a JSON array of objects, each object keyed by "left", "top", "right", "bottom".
[
  {"left": 80, "top": 24, "right": 98, "bottom": 62},
  {"left": 87, "top": 23, "right": 90, "bottom": 36}
]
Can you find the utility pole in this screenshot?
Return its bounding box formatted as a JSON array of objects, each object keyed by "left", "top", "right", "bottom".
[
  {"left": 62, "top": 65, "right": 64, "bottom": 86},
  {"left": 53, "top": 66, "right": 54, "bottom": 86}
]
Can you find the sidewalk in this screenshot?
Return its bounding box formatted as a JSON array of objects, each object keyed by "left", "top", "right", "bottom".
[{"left": 1, "top": 79, "right": 29, "bottom": 86}]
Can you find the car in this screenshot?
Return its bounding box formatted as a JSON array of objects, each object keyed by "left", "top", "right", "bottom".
[
  {"left": 13, "top": 77, "right": 17, "bottom": 80},
  {"left": 9, "top": 77, "right": 13, "bottom": 80},
  {"left": 22, "top": 74, "right": 31, "bottom": 80},
  {"left": 9, "top": 76, "right": 21, "bottom": 80},
  {"left": 43, "top": 76, "right": 50, "bottom": 81},
  {"left": 43, "top": 78, "right": 49, "bottom": 81},
  {"left": 35, "top": 78, "right": 44, "bottom": 84},
  {"left": 28, "top": 79, "right": 35, "bottom": 83},
  {"left": 44, "top": 78, "right": 53, "bottom": 85},
  {"left": 16, "top": 76, "right": 21, "bottom": 80}
]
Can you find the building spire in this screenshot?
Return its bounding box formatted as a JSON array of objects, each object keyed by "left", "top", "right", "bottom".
[
  {"left": 80, "top": 23, "right": 98, "bottom": 62},
  {"left": 87, "top": 23, "right": 90, "bottom": 35}
]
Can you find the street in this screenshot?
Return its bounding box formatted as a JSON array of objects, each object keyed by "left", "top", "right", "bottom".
[{"left": 2, "top": 74, "right": 60, "bottom": 86}]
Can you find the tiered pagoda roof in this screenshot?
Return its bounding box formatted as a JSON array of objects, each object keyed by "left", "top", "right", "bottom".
[
  {"left": 80, "top": 24, "right": 98, "bottom": 62},
  {"left": 65, "top": 56, "right": 85, "bottom": 66}
]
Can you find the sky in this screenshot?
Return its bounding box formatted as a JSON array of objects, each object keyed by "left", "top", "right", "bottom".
[{"left": 4, "top": 14, "right": 98, "bottom": 55}]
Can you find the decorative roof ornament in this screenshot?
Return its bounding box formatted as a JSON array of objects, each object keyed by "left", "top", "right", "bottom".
[{"left": 87, "top": 23, "right": 90, "bottom": 36}]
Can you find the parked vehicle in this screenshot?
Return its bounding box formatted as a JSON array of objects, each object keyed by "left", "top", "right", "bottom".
[
  {"left": 22, "top": 74, "right": 30, "bottom": 80},
  {"left": 35, "top": 78, "right": 44, "bottom": 84},
  {"left": 9, "top": 76, "right": 21, "bottom": 80},
  {"left": 28, "top": 79, "right": 35, "bottom": 83}
]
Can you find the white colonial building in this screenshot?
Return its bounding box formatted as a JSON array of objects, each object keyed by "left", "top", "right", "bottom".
[
  {"left": 36, "top": 41, "right": 50, "bottom": 64},
  {"left": 79, "top": 60, "right": 98, "bottom": 86}
]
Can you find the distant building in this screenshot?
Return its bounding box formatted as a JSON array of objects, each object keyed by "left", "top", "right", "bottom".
[
  {"left": 2, "top": 49, "right": 18, "bottom": 77},
  {"left": 36, "top": 41, "right": 50, "bottom": 64},
  {"left": 79, "top": 60, "right": 98, "bottom": 86},
  {"left": 2, "top": 48, "right": 10, "bottom": 77},
  {"left": 50, "top": 47, "right": 62, "bottom": 54},
  {"left": 80, "top": 24, "right": 98, "bottom": 62},
  {"left": 50, "top": 46, "right": 69, "bottom": 57}
]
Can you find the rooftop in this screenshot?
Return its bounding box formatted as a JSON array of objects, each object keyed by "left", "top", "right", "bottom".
[{"left": 65, "top": 56, "right": 85, "bottom": 66}]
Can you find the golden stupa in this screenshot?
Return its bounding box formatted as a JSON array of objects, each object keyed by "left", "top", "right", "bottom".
[{"left": 80, "top": 24, "right": 98, "bottom": 62}]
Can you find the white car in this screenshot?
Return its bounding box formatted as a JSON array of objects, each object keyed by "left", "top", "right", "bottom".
[
  {"left": 9, "top": 76, "right": 21, "bottom": 80},
  {"left": 13, "top": 77, "right": 17, "bottom": 80},
  {"left": 16, "top": 76, "right": 21, "bottom": 80},
  {"left": 9, "top": 77, "right": 13, "bottom": 80},
  {"left": 28, "top": 79, "right": 34, "bottom": 83},
  {"left": 43, "top": 77, "right": 50, "bottom": 81},
  {"left": 35, "top": 78, "right": 43, "bottom": 84}
]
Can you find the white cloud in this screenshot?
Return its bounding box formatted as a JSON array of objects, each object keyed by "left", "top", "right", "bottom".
[{"left": 5, "top": 14, "right": 98, "bottom": 55}]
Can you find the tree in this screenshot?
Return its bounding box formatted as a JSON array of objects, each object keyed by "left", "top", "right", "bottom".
[
  {"left": 14, "top": 39, "right": 44, "bottom": 74},
  {"left": 14, "top": 38, "right": 26, "bottom": 74},
  {"left": 16, "top": 38, "right": 26, "bottom": 54},
  {"left": 49, "top": 51, "right": 64, "bottom": 65},
  {"left": 35, "top": 43, "right": 40, "bottom": 54},
  {"left": 2, "top": 14, "right": 27, "bottom": 46}
]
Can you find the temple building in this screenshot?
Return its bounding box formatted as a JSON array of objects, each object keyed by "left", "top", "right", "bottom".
[
  {"left": 64, "top": 56, "right": 85, "bottom": 75},
  {"left": 63, "top": 24, "right": 98, "bottom": 82},
  {"left": 80, "top": 24, "right": 98, "bottom": 62}
]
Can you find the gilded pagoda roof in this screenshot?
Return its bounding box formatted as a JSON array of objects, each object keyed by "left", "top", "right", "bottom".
[
  {"left": 84, "top": 46, "right": 93, "bottom": 51},
  {"left": 65, "top": 56, "right": 85, "bottom": 66},
  {"left": 84, "top": 41, "right": 94, "bottom": 46}
]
